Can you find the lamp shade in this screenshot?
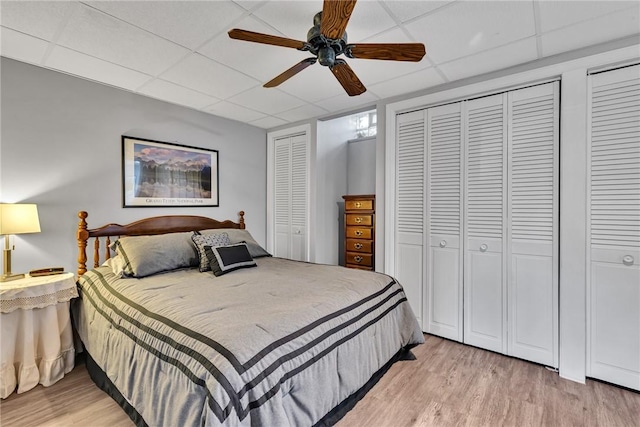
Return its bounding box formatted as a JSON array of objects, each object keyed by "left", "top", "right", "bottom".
[{"left": 0, "top": 204, "right": 41, "bottom": 235}]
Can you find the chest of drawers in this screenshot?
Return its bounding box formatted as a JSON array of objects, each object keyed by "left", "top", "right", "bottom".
[{"left": 343, "top": 194, "right": 375, "bottom": 271}]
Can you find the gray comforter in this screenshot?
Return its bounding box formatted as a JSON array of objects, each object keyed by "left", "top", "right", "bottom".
[{"left": 73, "top": 257, "right": 424, "bottom": 426}]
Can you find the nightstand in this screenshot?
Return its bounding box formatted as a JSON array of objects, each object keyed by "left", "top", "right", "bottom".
[{"left": 0, "top": 272, "right": 78, "bottom": 399}]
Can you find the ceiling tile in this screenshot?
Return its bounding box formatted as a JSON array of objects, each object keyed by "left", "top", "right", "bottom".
[
  {"left": 540, "top": 7, "right": 640, "bottom": 57},
  {"left": 404, "top": 1, "right": 536, "bottom": 64},
  {"left": 138, "top": 79, "right": 220, "bottom": 109},
  {"left": 86, "top": 1, "right": 246, "bottom": 50},
  {"left": 227, "top": 86, "right": 306, "bottom": 114},
  {"left": 367, "top": 67, "right": 445, "bottom": 99},
  {"left": 439, "top": 37, "right": 538, "bottom": 82},
  {"left": 250, "top": 1, "right": 321, "bottom": 40},
  {"left": 160, "top": 53, "right": 259, "bottom": 99},
  {"left": 277, "top": 63, "right": 345, "bottom": 102},
  {"left": 276, "top": 104, "right": 329, "bottom": 123},
  {"left": 381, "top": 0, "right": 454, "bottom": 23},
  {"left": 250, "top": 116, "right": 289, "bottom": 129},
  {"left": 57, "top": 4, "right": 190, "bottom": 75},
  {"left": 0, "top": 27, "right": 49, "bottom": 65},
  {"left": 205, "top": 101, "right": 267, "bottom": 123},
  {"left": 0, "top": 1, "right": 72, "bottom": 40},
  {"left": 199, "top": 15, "right": 308, "bottom": 83},
  {"left": 343, "top": 0, "right": 397, "bottom": 42},
  {"left": 315, "top": 91, "right": 380, "bottom": 114},
  {"left": 537, "top": 0, "right": 638, "bottom": 33},
  {"left": 45, "top": 46, "right": 153, "bottom": 91}
]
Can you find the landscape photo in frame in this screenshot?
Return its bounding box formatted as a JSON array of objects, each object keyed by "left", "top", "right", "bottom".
[{"left": 122, "top": 136, "right": 219, "bottom": 207}]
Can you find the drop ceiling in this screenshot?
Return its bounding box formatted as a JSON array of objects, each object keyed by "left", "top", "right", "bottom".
[{"left": 1, "top": 1, "right": 638, "bottom": 129}]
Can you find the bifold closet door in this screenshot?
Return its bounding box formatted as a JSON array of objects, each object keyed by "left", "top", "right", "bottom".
[
  {"left": 395, "top": 110, "right": 426, "bottom": 327},
  {"left": 425, "top": 103, "right": 463, "bottom": 341},
  {"left": 463, "top": 93, "right": 508, "bottom": 354},
  {"left": 273, "top": 133, "right": 308, "bottom": 261},
  {"left": 507, "top": 82, "right": 559, "bottom": 367},
  {"left": 588, "top": 65, "right": 640, "bottom": 390}
]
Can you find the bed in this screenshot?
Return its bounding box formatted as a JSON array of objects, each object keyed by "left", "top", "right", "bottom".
[{"left": 72, "top": 211, "right": 424, "bottom": 427}]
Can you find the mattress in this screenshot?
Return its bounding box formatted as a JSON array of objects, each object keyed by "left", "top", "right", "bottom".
[{"left": 73, "top": 257, "right": 424, "bottom": 426}]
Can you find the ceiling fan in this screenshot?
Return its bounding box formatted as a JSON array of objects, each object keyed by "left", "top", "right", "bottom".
[{"left": 228, "top": 0, "right": 426, "bottom": 96}]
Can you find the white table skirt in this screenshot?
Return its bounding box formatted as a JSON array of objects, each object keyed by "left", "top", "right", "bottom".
[
  {"left": 0, "top": 301, "right": 75, "bottom": 398},
  {"left": 1, "top": 273, "right": 77, "bottom": 399}
]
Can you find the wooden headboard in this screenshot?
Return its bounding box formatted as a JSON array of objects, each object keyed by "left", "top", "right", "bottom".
[{"left": 77, "top": 210, "right": 245, "bottom": 276}]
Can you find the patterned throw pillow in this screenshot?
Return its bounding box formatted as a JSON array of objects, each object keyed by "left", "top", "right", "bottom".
[
  {"left": 191, "top": 232, "right": 231, "bottom": 272},
  {"left": 204, "top": 243, "right": 256, "bottom": 277}
]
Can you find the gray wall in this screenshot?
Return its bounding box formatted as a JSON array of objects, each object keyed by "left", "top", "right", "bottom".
[
  {"left": 347, "top": 136, "right": 376, "bottom": 195},
  {"left": 0, "top": 58, "right": 267, "bottom": 274}
]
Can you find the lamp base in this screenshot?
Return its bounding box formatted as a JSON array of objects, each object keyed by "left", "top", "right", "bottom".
[{"left": 0, "top": 273, "right": 25, "bottom": 282}]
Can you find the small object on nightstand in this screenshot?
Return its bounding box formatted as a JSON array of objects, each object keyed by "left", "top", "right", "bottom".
[{"left": 28, "top": 267, "right": 64, "bottom": 277}]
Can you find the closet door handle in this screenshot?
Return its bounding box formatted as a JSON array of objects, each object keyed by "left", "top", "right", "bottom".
[
  {"left": 480, "top": 244, "right": 488, "bottom": 252},
  {"left": 623, "top": 255, "right": 634, "bottom": 266},
  {"left": 439, "top": 240, "right": 447, "bottom": 248}
]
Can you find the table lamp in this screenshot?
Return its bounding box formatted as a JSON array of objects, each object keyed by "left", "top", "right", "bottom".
[{"left": 0, "top": 203, "right": 41, "bottom": 282}]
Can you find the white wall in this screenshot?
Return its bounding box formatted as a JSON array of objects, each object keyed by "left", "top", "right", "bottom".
[
  {"left": 0, "top": 58, "right": 267, "bottom": 275},
  {"left": 315, "top": 116, "right": 349, "bottom": 265},
  {"left": 347, "top": 136, "right": 376, "bottom": 195}
]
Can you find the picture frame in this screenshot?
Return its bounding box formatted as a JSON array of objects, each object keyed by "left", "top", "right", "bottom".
[{"left": 122, "top": 136, "right": 219, "bottom": 208}]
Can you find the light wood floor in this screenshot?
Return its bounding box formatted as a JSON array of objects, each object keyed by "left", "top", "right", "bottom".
[{"left": 2, "top": 334, "right": 639, "bottom": 426}]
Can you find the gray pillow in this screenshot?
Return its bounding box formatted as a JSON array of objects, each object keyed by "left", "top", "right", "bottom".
[
  {"left": 113, "top": 232, "right": 198, "bottom": 278},
  {"left": 191, "top": 232, "right": 231, "bottom": 272},
  {"left": 199, "top": 228, "right": 271, "bottom": 259}
]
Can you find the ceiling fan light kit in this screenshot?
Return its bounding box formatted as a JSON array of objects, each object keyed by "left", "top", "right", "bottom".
[{"left": 228, "top": 0, "right": 426, "bottom": 96}]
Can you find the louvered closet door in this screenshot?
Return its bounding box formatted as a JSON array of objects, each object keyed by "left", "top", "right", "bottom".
[
  {"left": 464, "top": 93, "right": 507, "bottom": 353},
  {"left": 274, "top": 137, "right": 292, "bottom": 258},
  {"left": 588, "top": 65, "right": 640, "bottom": 391},
  {"left": 426, "top": 103, "right": 463, "bottom": 341},
  {"left": 507, "top": 82, "right": 559, "bottom": 367},
  {"left": 395, "top": 110, "right": 426, "bottom": 327},
  {"left": 290, "top": 134, "right": 308, "bottom": 261}
]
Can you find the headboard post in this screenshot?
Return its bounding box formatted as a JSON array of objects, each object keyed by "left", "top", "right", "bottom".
[
  {"left": 77, "top": 211, "right": 89, "bottom": 276},
  {"left": 239, "top": 211, "right": 245, "bottom": 229}
]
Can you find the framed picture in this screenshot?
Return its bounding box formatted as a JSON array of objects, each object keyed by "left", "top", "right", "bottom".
[{"left": 122, "top": 136, "right": 219, "bottom": 208}]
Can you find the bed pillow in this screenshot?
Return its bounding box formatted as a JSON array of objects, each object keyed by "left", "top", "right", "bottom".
[
  {"left": 191, "top": 232, "right": 231, "bottom": 272},
  {"left": 102, "top": 255, "right": 127, "bottom": 278},
  {"left": 199, "top": 228, "right": 271, "bottom": 258},
  {"left": 204, "top": 243, "right": 256, "bottom": 277},
  {"left": 112, "top": 232, "right": 199, "bottom": 278}
]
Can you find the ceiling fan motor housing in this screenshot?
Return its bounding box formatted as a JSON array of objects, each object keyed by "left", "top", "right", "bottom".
[{"left": 307, "top": 11, "right": 348, "bottom": 67}]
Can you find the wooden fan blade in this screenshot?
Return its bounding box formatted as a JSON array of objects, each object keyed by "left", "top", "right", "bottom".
[
  {"left": 348, "top": 43, "right": 426, "bottom": 61},
  {"left": 330, "top": 60, "right": 366, "bottom": 96},
  {"left": 228, "top": 29, "right": 306, "bottom": 50},
  {"left": 321, "top": 0, "right": 357, "bottom": 40},
  {"left": 264, "top": 58, "right": 317, "bottom": 88}
]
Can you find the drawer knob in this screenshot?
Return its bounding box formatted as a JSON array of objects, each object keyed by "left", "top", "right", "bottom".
[
  {"left": 623, "top": 255, "right": 634, "bottom": 266},
  {"left": 355, "top": 230, "right": 363, "bottom": 236},
  {"left": 480, "top": 244, "right": 488, "bottom": 252},
  {"left": 439, "top": 240, "right": 446, "bottom": 248},
  {"left": 354, "top": 243, "right": 363, "bottom": 250},
  {"left": 355, "top": 202, "right": 362, "bottom": 208},
  {"left": 354, "top": 256, "right": 363, "bottom": 263},
  {"left": 355, "top": 217, "right": 363, "bottom": 224}
]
